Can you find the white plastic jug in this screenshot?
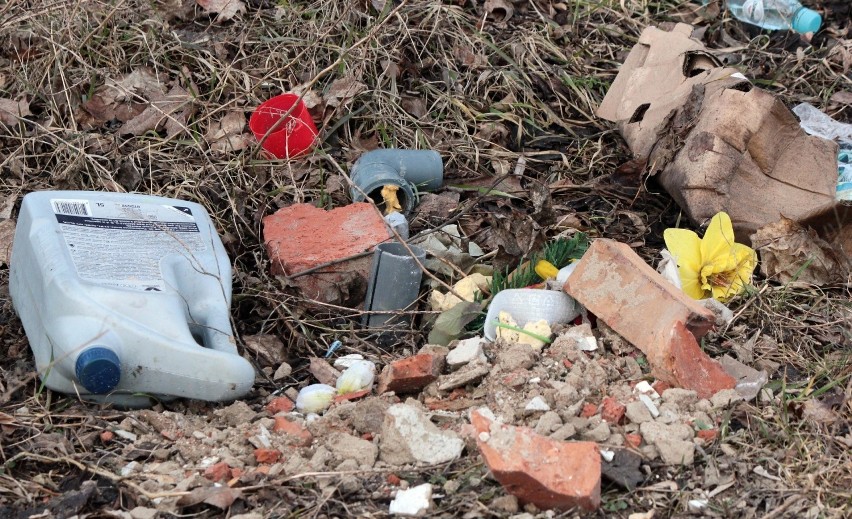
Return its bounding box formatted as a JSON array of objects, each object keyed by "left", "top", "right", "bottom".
[{"left": 9, "top": 191, "right": 255, "bottom": 407}]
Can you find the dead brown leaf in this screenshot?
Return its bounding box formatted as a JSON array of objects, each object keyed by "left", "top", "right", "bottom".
[
  {"left": 484, "top": 0, "right": 513, "bottom": 23},
  {"left": 325, "top": 77, "right": 366, "bottom": 107},
  {"left": 0, "top": 98, "right": 31, "bottom": 126},
  {"left": 830, "top": 91, "right": 852, "bottom": 105},
  {"left": 177, "top": 486, "right": 242, "bottom": 509},
  {"left": 78, "top": 69, "right": 167, "bottom": 129},
  {"left": 120, "top": 85, "right": 193, "bottom": 137},
  {"left": 242, "top": 334, "right": 287, "bottom": 367},
  {"left": 750, "top": 217, "right": 851, "bottom": 286},
  {"left": 401, "top": 97, "right": 427, "bottom": 118},
  {"left": 196, "top": 0, "right": 246, "bottom": 20},
  {"left": 800, "top": 399, "right": 839, "bottom": 425},
  {"left": 206, "top": 111, "right": 249, "bottom": 153},
  {"left": 0, "top": 219, "right": 15, "bottom": 267}
]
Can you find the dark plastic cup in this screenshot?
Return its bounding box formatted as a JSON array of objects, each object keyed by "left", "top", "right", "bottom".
[{"left": 249, "top": 94, "right": 318, "bottom": 158}]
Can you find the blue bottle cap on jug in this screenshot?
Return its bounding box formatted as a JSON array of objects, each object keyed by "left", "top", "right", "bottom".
[
  {"left": 75, "top": 347, "right": 121, "bottom": 394},
  {"left": 792, "top": 8, "right": 821, "bottom": 35}
]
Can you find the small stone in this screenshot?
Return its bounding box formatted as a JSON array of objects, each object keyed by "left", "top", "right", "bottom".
[
  {"left": 380, "top": 404, "right": 464, "bottom": 465},
  {"left": 533, "top": 411, "right": 563, "bottom": 436},
  {"left": 273, "top": 361, "right": 293, "bottom": 380},
  {"left": 437, "top": 361, "right": 490, "bottom": 391},
  {"left": 326, "top": 432, "right": 378, "bottom": 467},
  {"left": 688, "top": 499, "right": 709, "bottom": 513},
  {"left": 550, "top": 423, "right": 577, "bottom": 441},
  {"left": 491, "top": 495, "right": 520, "bottom": 513},
  {"left": 524, "top": 396, "right": 551, "bottom": 414},
  {"left": 389, "top": 483, "right": 433, "bottom": 516},
  {"left": 447, "top": 336, "right": 487, "bottom": 370},
  {"left": 625, "top": 401, "right": 653, "bottom": 424},
  {"left": 496, "top": 343, "right": 537, "bottom": 371},
  {"left": 655, "top": 438, "right": 695, "bottom": 466},
  {"left": 129, "top": 507, "right": 158, "bottom": 519},
  {"left": 711, "top": 388, "right": 744, "bottom": 408},
  {"left": 639, "top": 421, "right": 693, "bottom": 444},
  {"left": 634, "top": 381, "right": 660, "bottom": 399},
  {"left": 661, "top": 388, "right": 698, "bottom": 409},
  {"left": 581, "top": 421, "right": 611, "bottom": 442}
]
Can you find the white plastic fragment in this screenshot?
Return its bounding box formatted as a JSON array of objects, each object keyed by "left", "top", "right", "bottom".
[
  {"left": 638, "top": 394, "right": 660, "bottom": 418},
  {"left": 688, "top": 499, "right": 709, "bottom": 512},
  {"left": 634, "top": 381, "right": 660, "bottom": 399},
  {"left": 389, "top": 483, "right": 433, "bottom": 516},
  {"left": 333, "top": 354, "right": 365, "bottom": 370},
  {"left": 335, "top": 360, "right": 376, "bottom": 394},
  {"left": 600, "top": 449, "right": 615, "bottom": 462},
  {"left": 295, "top": 384, "right": 336, "bottom": 414}
]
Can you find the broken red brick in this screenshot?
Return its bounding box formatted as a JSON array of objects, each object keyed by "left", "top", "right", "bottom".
[
  {"left": 624, "top": 433, "right": 642, "bottom": 449},
  {"left": 562, "top": 359, "right": 574, "bottom": 369},
  {"left": 661, "top": 322, "right": 737, "bottom": 399},
  {"left": 361, "top": 432, "right": 374, "bottom": 441},
  {"left": 580, "top": 403, "right": 599, "bottom": 418},
  {"left": 273, "top": 416, "right": 313, "bottom": 446},
  {"left": 99, "top": 430, "right": 114, "bottom": 444},
  {"left": 204, "top": 462, "right": 232, "bottom": 482},
  {"left": 254, "top": 448, "right": 281, "bottom": 464},
  {"left": 266, "top": 396, "right": 295, "bottom": 415},
  {"left": 652, "top": 380, "right": 672, "bottom": 395},
  {"left": 471, "top": 410, "right": 601, "bottom": 511},
  {"left": 262, "top": 203, "right": 389, "bottom": 305},
  {"left": 600, "top": 397, "right": 626, "bottom": 424},
  {"left": 334, "top": 389, "right": 370, "bottom": 403},
  {"left": 387, "top": 474, "right": 402, "bottom": 486},
  {"left": 696, "top": 429, "right": 719, "bottom": 442},
  {"left": 563, "top": 239, "right": 715, "bottom": 362},
  {"left": 376, "top": 353, "right": 445, "bottom": 395}
]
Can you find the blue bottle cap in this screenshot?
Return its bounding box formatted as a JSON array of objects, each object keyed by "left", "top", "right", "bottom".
[
  {"left": 792, "top": 8, "right": 821, "bottom": 35},
  {"left": 75, "top": 347, "right": 121, "bottom": 394}
]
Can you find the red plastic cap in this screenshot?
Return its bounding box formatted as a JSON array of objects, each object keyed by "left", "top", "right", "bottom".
[{"left": 249, "top": 94, "right": 318, "bottom": 158}]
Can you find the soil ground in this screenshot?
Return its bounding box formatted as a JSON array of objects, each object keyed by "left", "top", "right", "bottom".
[{"left": 0, "top": 0, "right": 850, "bottom": 517}]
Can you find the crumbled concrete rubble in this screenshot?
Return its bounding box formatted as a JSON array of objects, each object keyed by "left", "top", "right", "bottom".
[{"left": 106, "top": 311, "right": 753, "bottom": 514}]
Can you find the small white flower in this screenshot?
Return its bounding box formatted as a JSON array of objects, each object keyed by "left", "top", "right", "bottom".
[
  {"left": 295, "top": 384, "right": 336, "bottom": 414},
  {"left": 336, "top": 360, "right": 376, "bottom": 395}
]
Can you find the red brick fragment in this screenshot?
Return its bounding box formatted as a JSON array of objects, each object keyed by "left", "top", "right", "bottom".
[
  {"left": 580, "top": 403, "right": 599, "bottom": 418},
  {"left": 600, "top": 397, "right": 626, "bottom": 424},
  {"left": 562, "top": 359, "right": 573, "bottom": 369},
  {"left": 696, "top": 429, "right": 719, "bottom": 442},
  {"left": 563, "top": 239, "right": 715, "bottom": 360},
  {"left": 262, "top": 203, "right": 389, "bottom": 305},
  {"left": 652, "top": 381, "right": 672, "bottom": 395},
  {"left": 662, "top": 322, "right": 737, "bottom": 399},
  {"left": 334, "top": 389, "right": 370, "bottom": 403},
  {"left": 204, "top": 462, "right": 232, "bottom": 482},
  {"left": 99, "top": 430, "right": 114, "bottom": 444},
  {"left": 471, "top": 410, "right": 601, "bottom": 511},
  {"left": 254, "top": 448, "right": 281, "bottom": 464},
  {"left": 266, "top": 396, "right": 295, "bottom": 415},
  {"left": 387, "top": 474, "right": 402, "bottom": 486},
  {"left": 625, "top": 433, "right": 642, "bottom": 449},
  {"left": 376, "top": 353, "right": 445, "bottom": 395},
  {"left": 273, "top": 416, "right": 313, "bottom": 446}
]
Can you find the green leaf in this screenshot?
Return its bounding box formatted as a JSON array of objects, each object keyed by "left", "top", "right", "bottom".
[{"left": 427, "top": 301, "right": 483, "bottom": 346}]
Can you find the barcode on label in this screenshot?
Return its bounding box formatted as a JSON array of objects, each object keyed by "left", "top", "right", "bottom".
[{"left": 51, "top": 199, "right": 92, "bottom": 216}]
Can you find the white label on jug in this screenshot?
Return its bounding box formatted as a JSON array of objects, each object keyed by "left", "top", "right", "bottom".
[{"left": 51, "top": 199, "right": 207, "bottom": 291}]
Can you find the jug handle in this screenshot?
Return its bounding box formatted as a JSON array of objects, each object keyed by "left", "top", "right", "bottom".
[{"left": 197, "top": 311, "right": 239, "bottom": 355}]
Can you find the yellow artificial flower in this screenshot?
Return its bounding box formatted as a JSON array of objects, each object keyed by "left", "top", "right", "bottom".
[
  {"left": 663, "top": 212, "right": 757, "bottom": 302},
  {"left": 535, "top": 259, "right": 559, "bottom": 280}
]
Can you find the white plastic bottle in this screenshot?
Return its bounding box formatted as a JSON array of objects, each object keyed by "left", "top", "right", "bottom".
[
  {"left": 9, "top": 191, "right": 256, "bottom": 407},
  {"left": 704, "top": 0, "right": 822, "bottom": 33}
]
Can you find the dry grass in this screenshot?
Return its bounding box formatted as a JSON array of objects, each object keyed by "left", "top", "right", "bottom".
[{"left": 0, "top": 0, "right": 850, "bottom": 516}]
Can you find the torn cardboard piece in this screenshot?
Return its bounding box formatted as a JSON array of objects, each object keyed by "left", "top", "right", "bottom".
[{"left": 598, "top": 23, "right": 850, "bottom": 246}]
